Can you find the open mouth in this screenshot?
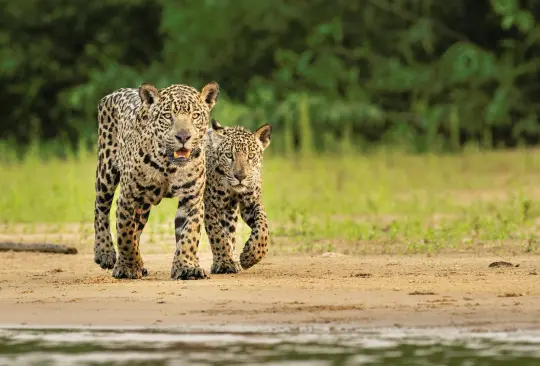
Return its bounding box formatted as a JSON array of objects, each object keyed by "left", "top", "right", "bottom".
[{"left": 170, "top": 148, "right": 191, "bottom": 163}]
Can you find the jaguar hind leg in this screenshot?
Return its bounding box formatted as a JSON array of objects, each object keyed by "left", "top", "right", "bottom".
[{"left": 93, "top": 100, "right": 120, "bottom": 269}]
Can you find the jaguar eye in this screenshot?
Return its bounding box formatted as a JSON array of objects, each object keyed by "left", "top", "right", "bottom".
[
  {"left": 162, "top": 112, "right": 172, "bottom": 120},
  {"left": 248, "top": 153, "right": 256, "bottom": 159},
  {"left": 225, "top": 152, "right": 233, "bottom": 159},
  {"left": 192, "top": 113, "right": 200, "bottom": 119}
]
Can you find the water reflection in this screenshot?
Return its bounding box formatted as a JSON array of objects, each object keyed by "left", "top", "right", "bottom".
[{"left": 0, "top": 325, "right": 539, "bottom": 365}]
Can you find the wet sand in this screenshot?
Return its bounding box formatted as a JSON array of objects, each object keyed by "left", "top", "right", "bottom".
[{"left": 0, "top": 250, "right": 539, "bottom": 330}]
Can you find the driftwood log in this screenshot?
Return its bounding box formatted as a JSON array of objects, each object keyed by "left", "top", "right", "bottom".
[{"left": 0, "top": 242, "right": 78, "bottom": 254}]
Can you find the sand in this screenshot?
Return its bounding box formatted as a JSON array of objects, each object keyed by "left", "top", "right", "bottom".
[{"left": 0, "top": 250, "right": 539, "bottom": 330}]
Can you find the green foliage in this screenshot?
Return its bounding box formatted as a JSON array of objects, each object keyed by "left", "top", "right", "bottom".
[
  {"left": 0, "top": 0, "right": 163, "bottom": 150},
  {"left": 2, "top": 147, "right": 540, "bottom": 255},
  {"left": 2, "top": 0, "right": 540, "bottom": 153}
]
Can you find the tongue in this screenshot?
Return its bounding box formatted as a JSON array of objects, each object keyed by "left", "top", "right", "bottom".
[{"left": 173, "top": 150, "right": 191, "bottom": 159}]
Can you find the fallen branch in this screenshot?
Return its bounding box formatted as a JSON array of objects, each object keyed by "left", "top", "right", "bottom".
[{"left": 0, "top": 242, "right": 78, "bottom": 254}]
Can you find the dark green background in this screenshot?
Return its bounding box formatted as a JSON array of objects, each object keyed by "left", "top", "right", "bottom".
[{"left": 1, "top": 0, "right": 539, "bottom": 155}]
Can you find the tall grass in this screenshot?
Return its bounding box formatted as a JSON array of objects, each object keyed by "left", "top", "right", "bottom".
[
  {"left": 2, "top": 104, "right": 540, "bottom": 256},
  {"left": 2, "top": 142, "right": 540, "bottom": 255}
]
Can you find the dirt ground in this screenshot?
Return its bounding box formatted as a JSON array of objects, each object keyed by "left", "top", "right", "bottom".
[{"left": 0, "top": 250, "right": 539, "bottom": 331}]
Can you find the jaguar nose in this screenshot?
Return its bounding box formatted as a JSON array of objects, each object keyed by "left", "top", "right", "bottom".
[
  {"left": 175, "top": 130, "right": 191, "bottom": 144},
  {"left": 234, "top": 172, "right": 247, "bottom": 182}
]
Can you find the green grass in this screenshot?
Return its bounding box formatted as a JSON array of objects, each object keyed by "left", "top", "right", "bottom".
[{"left": 2, "top": 146, "right": 540, "bottom": 256}]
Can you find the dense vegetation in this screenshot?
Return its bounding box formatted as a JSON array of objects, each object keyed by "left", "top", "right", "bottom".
[{"left": 2, "top": 0, "right": 540, "bottom": 156}]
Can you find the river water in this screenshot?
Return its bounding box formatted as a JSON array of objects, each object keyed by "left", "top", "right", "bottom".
[{"left": 1, "top": 324, "right": 539, "bottom": 365}]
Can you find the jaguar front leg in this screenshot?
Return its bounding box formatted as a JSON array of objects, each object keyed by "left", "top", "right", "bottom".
[
  {"left": 134, "top": 202, "right": 152, "bottom": 277},
  {"left": 205, "top": 201, "right": 242, "bottom": 274},
  {"left": 111, "top": 192, "right": 145, "bottom": 279},
  {"left": 171, "top": 196, "right": 208, "bottom": 280},
  {"left": 239, "top": 199, "right": 269, "bottom": 269}
]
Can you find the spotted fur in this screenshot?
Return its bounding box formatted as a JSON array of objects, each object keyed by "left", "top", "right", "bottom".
[
  {"left": 204, "top": 119, "right": 272, "bottom": 273},
  {"left": 93, "top": 82, "right": 219, "bottom": 280}
]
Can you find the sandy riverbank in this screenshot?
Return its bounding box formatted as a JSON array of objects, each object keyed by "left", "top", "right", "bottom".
[{"left": 0, "top": 251, "right": 539, "bottom": 330}]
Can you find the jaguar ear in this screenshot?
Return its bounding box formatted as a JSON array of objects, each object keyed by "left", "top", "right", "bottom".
[
  {"left": 208, "top": 118, "right": 225, "bottom": 148},
  {"left": 139, "top": 83, "right": 160, "bottom": 105},
  {"left": 201, "top": 81, "right": 219, "bottom": 110},
  {"left": 255, "top": 123, "right": 272, "bottom": 150},
  {"left": 211, "top": 118, "right": 224, "bottom": 132}
]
